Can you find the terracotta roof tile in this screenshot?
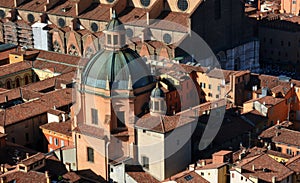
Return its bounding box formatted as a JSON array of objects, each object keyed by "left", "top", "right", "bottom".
[
  {"left": 47, "top": 1, "right": 77, "bottom": 17},
  {"left": 20, "top": 152, "right": 45, "bottom": 166},
  {"left": 17, "top": 0, "right": 47, "bottom": 13},
  {"left": 62, "top": 172, "right": 81, "bottom": 182},
  {"left": 260, "top": 125, "right": 300, "bottom": 147},
  {"left": 170, "top": 170, "right": 209, "bottom": 183},
  {"left": 286, "top": 155, "right": 300, "bottom": 172},
  {"left": 135, "top": 114, "right": 195, "bottom": 133},
  {"left": 126, "top": 165, "right": 160, "bottom": 183},
  {"left": 0, "top": 1, "right": 14, "bottom": 8},
  {"left": 0, "top": 61, "right": 32, "bottom": 78},
  {"left": 0, "top": 170, "right": 48, "bottom": 183},
  {"left": 236, "top": 154, "right": 293, "bottom": 182},
  {"left": 40, "top": 120, "right": 72, "bottom": 136},
  {"left": 79, "top": 3, "right": 111, "bottom": 21},
  {"left": 0, "top": 88, "right": 73, "bottom": 126},
  {"left": 73, "top": 124, "right": 104, "bottom": 139}
]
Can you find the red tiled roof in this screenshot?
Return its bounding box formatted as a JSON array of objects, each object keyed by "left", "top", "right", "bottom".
[
  {"left": 286, "top": 155, "right": 300, "bottom": 172},
  {"left": 40, "top": 121, "right": 72, "bottom": 137},
  {"left": 126, "top": 166, "right": 160, "bottom": 183},
  {"left": 170, "top": 170, "right": 209, "bottom": 183},
  {"left": 196, "top": 162, "right": 227, "bottom": 170},
  {"left": 17, "top": 0, "right": 47, "bottom": 13},
  {"left": 62, "top": 172, "right": 81, "bottom": 182},
  {"left": 0, "top": 170, "right": 48, "bottom": 183},
  {"left": 73, "top": 124, "right": 104, "bottom": 139},
  {"left": 135, "top": 114, "right": 195, "bottom": 133},
  {"left": 0, "top": 61, "right": 32, "bottom": 78},
  {"left": 236, "top": 154, "right": 293, "bottom": 182},
  {"left": 0, "top": 88, "right": 73, "bottom": 126},
  {"left": 259, "top": 125, "right": 300, "bottom": 147},
  {"left": 20, "top": 152, "right": 45, "bottom": 166},
  {"left": 0, "top": 1, "right": 14, "bottom": 8}
]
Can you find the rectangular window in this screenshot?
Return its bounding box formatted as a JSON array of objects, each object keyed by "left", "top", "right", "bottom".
[
  {"left": 120, "top": 35, "right": 125, "bottom": 45},
  {"left": 91, "top": 108, "right": 98, "bottom": 125},
  {"left": 49, "top": 136, "right": 53, "bottom": 144},
  {"left": 54, "top": 138, "right": 58, "bottom": 146},
  {"left": 25, "top": 133, "right": 29, "bottom": 142},
  {"left": 216, "top": 95, "right": 219, "bottom": 99},
  {"left": 142, "top": 156, "right": 149, "bottom": 169},
  {"left": 208, "top": 84, "right": 212, "bottom": 89},
  {"left": 113, "top": 35, "right": 118, "bottom": 45},
  {"left": 107, "top": 35, "right": 112, "bottom": 44},
  {"left": 87, "top": 147, "right": 94, "bottom": 163},
  {"left": 217, "top": 86, "right": 221, "bottom": 91},
  {"left": 203, "top": 83, "right": 206, "bottom": 88},
  {"left": 117, "top": 111, "right": 126, "bottom": 128},
  {"left": 154, "top": 101, "right": 159, "bottom": 111},
  {"left": 214, "top": 0, "right": 221, "bottom": 20},
  {"left": 286, "top": 148, "right": 292, "bottom": 155},
  {"left": 61, "top": 140, "right": 65, "bottom": 147}
]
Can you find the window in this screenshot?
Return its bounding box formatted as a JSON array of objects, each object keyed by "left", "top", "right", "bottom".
[
  {"left": 91, "top": 22, "right": 98, "bottom": 32},
  {"left": 61, "top": 140, "right": 65, "bottom": 147},
  {"left": 117, "top": 111, "right": 126, "bottom": 128},
  {"left": 216, "top": 95, "right": 219, "bottom": 99},
  {"left": 293, "top": 0, "right": 296, "bottom": 4},
  {"left": 208, "top": 93, "right": 212, "bottom": 97},
  {"left": 232, "top": 173, "right": 234, "bottom": 178},
  {"left": 163, "top": 33, "right": 172, "bottom": 44},
  {"left": 6, "top": 80, "right": 11, "bottom": 89},
  {"left": 217, "top": 86, "right": 221, "bottom": 91},
  {"left": 24, "top": 75, "right": 30, "bottom": 85},
  {"left": 91, "top": 108, "right": 98, "bottom": 125},
  {"left": 87, "top": 147, "right": 94, "bottom": 162},
  {"left": 208, "top": 84, "right": 212, "bottom": 89},
  {"left": 121, "top": 34, "right": 125, "bottom": 45},
  {"left": 203, "top": 83, "right": 206, "bottom": 88},
  {"left": 25, "top": 133, "right": 29, "bottom": 142},
  {"left": 201, "top": 172, "right": 204, "bottom": 176},
  {"left": 49, "top": 136, "right": 53, "bottom": 144},
  {"left": 177, "top": 0, "right": 188, "bottom": 11},
  {"left": 140, "top": 0, "right": 150, "bottom": 7},
  {"left": 184, "top": 175, "right": 193, "bottom": 181},
  {"left": 54, "top": 138, "right": 58, "bottom": 146},
  {"left": 142, "top": 156, "right": 149, "bottom": 169},
  {"left": 27, "top": 14, "right": 35, "bottom": 23},
  {"left": 241, "top": 176, "right": 243, "bottom": 180},
  {"left": 0, "top": 10, "right": 5, "bottom": 19},
  {"left": 287, "top": 148, "right": 292, "bottom": 155},
  {"left": 154, "top": 101, "right": 159, "bottom": 111},
  {"left": 214, "top": 0, "right": 221, "bottom": 19},
  {"left": 58, "top": 18, "right": 65, "bottom": 27},
  {"left": 113, "top": 35, "right": 118, "bottom": 45},
  {"left": 107, "top": 35, "right": 112, "bottom": 44},
  {"left": 16, "top": 78, "right": 20, "bottom": 87}
]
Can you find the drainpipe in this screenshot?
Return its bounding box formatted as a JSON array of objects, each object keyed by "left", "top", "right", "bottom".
[{"left": 105, "top": 138, "right": 110, "bottom": 181}]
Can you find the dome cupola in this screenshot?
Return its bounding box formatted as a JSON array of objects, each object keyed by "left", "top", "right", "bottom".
[
  {"left": 81, "top": 11, "right": 154, "bottom": 91},
  {"left": 150, "top": 82, "right": 166, "bottom": 116}
]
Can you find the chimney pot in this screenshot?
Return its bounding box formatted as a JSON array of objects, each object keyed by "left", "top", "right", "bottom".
[
  {"left": 26, "top": 153, "right": 29, "bottom": 159},
  {"left": 252, "top": 164, "right": 255, "bottom": 171}
]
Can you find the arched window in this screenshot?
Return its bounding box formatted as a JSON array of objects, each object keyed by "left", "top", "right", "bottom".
[
  {"left": 53, "top": 40, "right": 62, "bottom": 53},
  {"left": 6, "top": 80, "right": 11, "bottom": 89},
  {"left": 15, "top": 78, "right": 20, "bottom": 87},
  {"left": 25, "top": 75, "right": 30, "bottom": 85}
]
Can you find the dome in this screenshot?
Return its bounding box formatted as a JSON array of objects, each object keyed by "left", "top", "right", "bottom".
[
  {"left": 106, "top": 11, "right": 125, "bottom": 32},
  {"left": 82, "top": 48, "right": 154, "bottom": 90},
  {"left": 151, "top": 85, "right": 165, "bottom": 98}
]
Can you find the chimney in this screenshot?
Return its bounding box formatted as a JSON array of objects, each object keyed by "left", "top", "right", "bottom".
[
  {"left": 252, "top": 164, "right": 255, "bottom": 171},
  {"left": 45, "top": 171, "right": 50, "bottom": 183},
  {"left": 26, "top": 153, "right": 29, "bottom": 159},
  {"left": 9, "top": 9, "right": 18, "bottom": 21},
  {"left": 272, "top": 176, "right": 276, "bottom": 183},
  {"left": 276, "top": 131, "right": 281, "bottom": 136},
  {"left": 40, "top": 13, "right": 48, "bottom": 23},
  {"left": 4, "top": 96, "right": 8, "bottom": 103},
  {"left": 201, "top": 160, "right": 206, "bottom": 166}
]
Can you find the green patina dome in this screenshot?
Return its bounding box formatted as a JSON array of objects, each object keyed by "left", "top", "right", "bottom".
[
  {"left": 82, "top": 48, "right": 154, "bottom": 90},
  {"left": 151, "top": 85, "right": 165, "bottom": 98}
]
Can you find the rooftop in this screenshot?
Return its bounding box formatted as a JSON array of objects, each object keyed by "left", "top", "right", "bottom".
[{"left": 40, "top": 120, "right": 72, "bottom": 137}]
